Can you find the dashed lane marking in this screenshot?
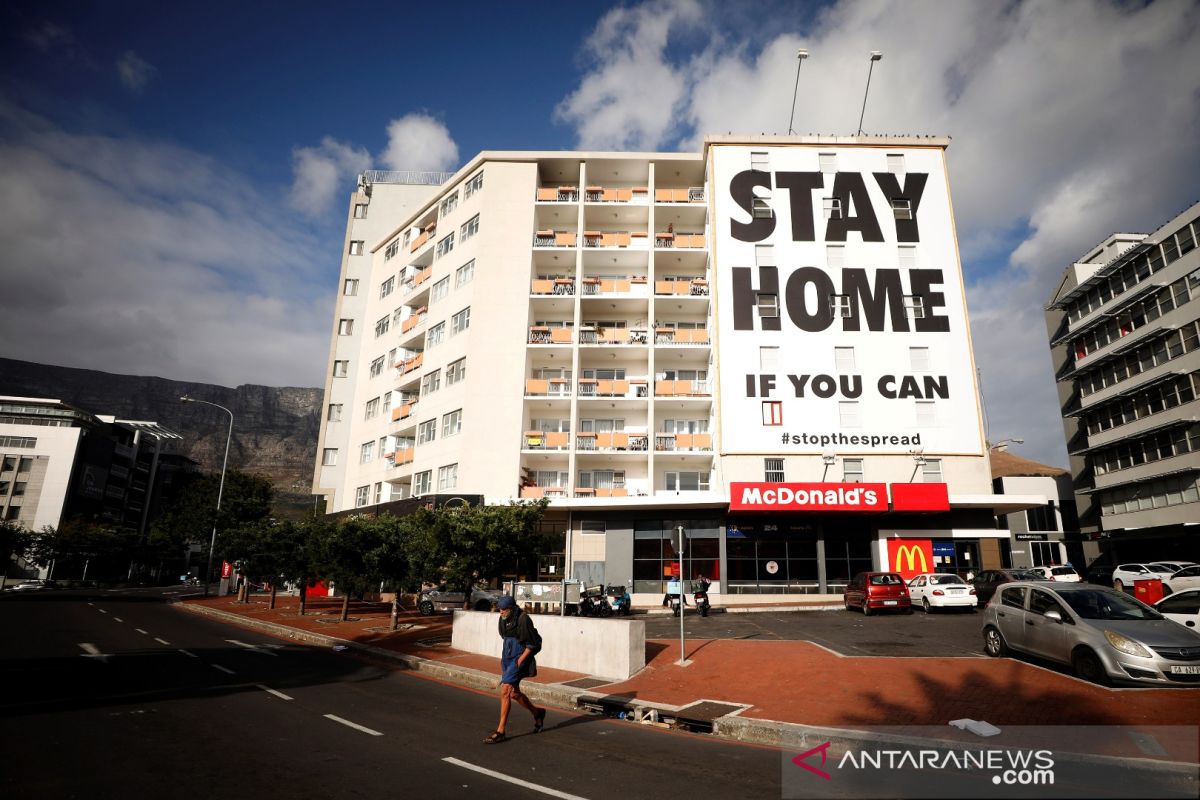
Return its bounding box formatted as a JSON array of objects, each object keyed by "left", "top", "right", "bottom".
[
  {"left": 443, "top": 757, "right": 589, "bottom": 800},
  {"left": 323, "top": 714, "right": 383, "bottom": 737},
  {"left": 135, "top": 629, "right": 149, "bottom": 635},
  {"left": 211, "top": 664, "right": 236, "bottom": 675},
  {"left": 178, "top": 649, "right": 198, "bottom": 658},
  {"left": 154, "top": 637, "right": 171, "bottom": 646},
  {"left": 78, "top": 643, "right": 110, "bottom": 663},
  {"left": 98, "top": 609, "right": 108, "bottom": 614},
  {"left": 256, "top": 684, "right": 294, "bottom": 701},
  {"left": 225, "top": 639, "right": 278, "bottom": 657},
  {"left": 113, "top": 617, "right": 123, "bottom": 623}
]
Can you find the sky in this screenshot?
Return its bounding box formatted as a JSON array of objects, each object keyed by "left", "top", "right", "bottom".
[{"left": 1, "top": 0, "right": 1198, "bottom": 470}]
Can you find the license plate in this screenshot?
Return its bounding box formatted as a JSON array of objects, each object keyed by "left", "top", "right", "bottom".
[
  {"left": 948, "top": 589, "right": 964, "bottom": 594},
  {"left": 883, "top": 600, "right": 898, "bottom": 606},
  {"left": 1170, "top": 666, "right": 1200, "bottom": 675}
]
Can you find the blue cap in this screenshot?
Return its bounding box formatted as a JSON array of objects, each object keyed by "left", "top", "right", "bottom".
[{"left": 497, "top": 595, "right": 515, "bottom": 610}]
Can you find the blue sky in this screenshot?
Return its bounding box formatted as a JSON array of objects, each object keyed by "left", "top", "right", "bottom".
[{"left": 1, "top": 0, "right": 1198, "bottom": 469}]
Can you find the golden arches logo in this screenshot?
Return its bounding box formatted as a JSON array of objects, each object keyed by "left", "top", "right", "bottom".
[{"left": 894, "top": 544, "right": 929, "bottom": 574}]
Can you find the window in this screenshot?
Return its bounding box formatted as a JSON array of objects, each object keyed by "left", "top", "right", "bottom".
[
  {"left": 826, "top": 244, "right": 845, "bottom": 269},
  {"left": 355, "top": 485, "right": 370, "bottom": 507},
  {"left": 892, "top": 198, "right": 913, "bottom": 220},
  {"left": 757, "top": 293, "right": 779, "bottom": 318},
  {"left": 762, "top": 401, "right": 783, "bottom": 426},
  {"left": 1000, "top": 586, "right": 1026, "bottom": 609},
  {"left": 839, "top": 401, "right": 860, "bottom": 427},
  {"left": 665, "top": 471, "right": 710, "bottom": 491},
  {"left": 455, "top": 259, "right": 475, "bottom": 288},
  {"left": 364, "top": 397, "right": 381, "bottom": 420},
  {"left": 382, "top": 392, "right": 392, "bottom": 413},
  {"left": 374, "top": 315, "right": 390, "bottom": 338},
  {"left": 1029, "top": 589, "right": 1067, "bottom": 618},
  {"left": 830, "top": 294, "right": 852, "bottom": 318},
  {"left": 436, "top": 232, "right": 455, "bottom": 259},
  {"left": 12, "top": 482, "right": 26, "bottom": 496},
  {"left": 922, "top": 459, "right": 943, "bottom": 482},
  {"left": 750, "top": 150, "right": 769, "bottom": 171},
  {"left": 422, "top": 370, "right": 441, "bottom": 395},
  {"left": 460, "top": 214, "right": 480, "bottom": 242},
  {"left": 18, "top": 458, "right": 32, "bottom": 473},
  {"left": 823, "top": 197, "right": 842, "bottom": 220},
  {"left": 898, "top": 246, "right": 916, "bottom": 269},
  {"left": 380, "top": 276, "right": 395, "bottom": 298},
  {"left": 359, "top": 441, "right": 375, "bottom": 464},
  {"left": 1026, "top": 502, "right": 1059, "bottom": 532},
  {"left": 759, "top": 346, "right": 779, "bottom": 371},
  {"left": 834, "top": 347, "right": 855, "bottom": 370},
  {"left": 437, "top": 463, "right": 458, "bottom": 491},
  {"left": 333, "top": 360, "right": 349, "bottom": 377},
  {"left": 413, "top": 470, "right": 432, "bottom": 496},
  {"left": 442, "top": 409, "right": 463, "bottom": 437},
  {"left": 440, "top": 192, "right": 458, "bottom": 217},
  {"left": 374, "top": 482, "right": 383, "bottom": 504},
  {"left": 417, "top": 419, "right": 437, "bottom": 445},
  {"left": 426, "top": 321, "right": 445, "bottom": 348},
  {"left": 431, "top": 276, "right": 450, "bottom": 303},
  {"left": 755, "top": 244, "right": 775, "bottom": 266},
  {"left": 369, "top": 355, "right": 385, "bottom": 378},
  {"left": 327, "top": 404, "right": 343, "bottom": 422},
  {"left": 385, "top": 239, "right": 400, "bottom": 261},
  {"left": 321, "top": 448, "right": 338, "bottom": 466},
  {"left": 818, "top": 153, "right": 837, "bottom": 173},
  {"left": 887, "top": 153, "right": 905, "bottom": 173},
  {"left": 343, "top": 279, "right": 359, "bottom": 296},
  {"left": 338, "top": 319, "right": 354, "bottom": 336},
  {"left": 904, "top": 295, "right": 926, "bottom": 319},
  {"left": 464, "top": 172, "right": 483, "bottom": 198},
  {"left": 0, "top": 457, "right": 13, "bottom": 471},
  {"left": 910, "top": 347, "right": 930, "bottom": 371},
  {"left": 451, "top": 307, "right": 471, "bottom": 335},
  {"left": 354, "top": 203, "right": 367, "bottom": 219},
  {"left": 915, "top": 401, "right": 936, "bottom": 426},
  {"left": 581, "top": 520, "right": 606, "bottom": 536},
  {"left": 764, "top": 458, "right": 785, "bottom": 482},
  {"left": 349, "top": 240, "right": 364, "bottom": 256},
  {"left": 446, "top": 358, "right": 466, "bottom": 385},
  {"left": 752, "top": 197, "right": 771, "bottom": 218},
  {"left": 843, "top": 459, "right": 864, "bottom": 482}
]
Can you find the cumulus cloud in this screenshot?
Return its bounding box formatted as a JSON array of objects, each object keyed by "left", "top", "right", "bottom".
[
  {"left": 116, "top": 50, "right": 156, "bottom": 91},
  {"left": 0, "top": 99, "right": 331, "bottom": 389},
  {"left": 380, "top": 113, "right": 459, "bottom": 172},
  {"left": 558, "top": 0, "right": 1200, "bottom": 467},
  {"left": 23, "top": 21, "right": 72, "bottom": 51},
  {"left": 288, "top": 137, "right": 371, "bottom": 217}
]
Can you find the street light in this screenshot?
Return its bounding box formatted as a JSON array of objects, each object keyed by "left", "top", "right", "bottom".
[
  {"left": 856, "top": 50, "right": 883, "bottom": 136},
  {"left": 821, "top": 451, "right": 837, "bottom": 482},
  {"left": 787, "top": 48, "right": 810, "bottom": 136},
  {"left": 180, "top": 395, "right": 233, "bottom": 597},
  {"left": 989, "top": 438, "right": 1025, "bottom": 451}
]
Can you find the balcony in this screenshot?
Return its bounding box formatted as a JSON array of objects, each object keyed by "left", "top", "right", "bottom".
[
  {"left": 654, "top": 232, "right": 706, "bottom": 249},
  {"left": 583, "top": 186, "right": 648, "bottom": 203},
  {"left": 577, "top": 379, "right": 649, "bottom": 399},
  {"left": 391, "top": 401, "right": 418, "bottom": 422},
  {"left": 534, "top": 230, "right": 577, "bottom": 247},
  {"left": 578, "top": 326, "right": 636, "bottom": 345},
  {"left": 655, "top": 187, "right": 705, "bottom": 203},
  {"left": 531, "top": 278, "right": 576, "bottom": 295},
  {"left": 525, "top": 378, "right": 572, "bottom": 397},
  {"left": 580, "top": 276, "right": 648, "bottom": 296},
  {"left": 654, "top": 328, "right": 710, "bottom": 345},
  {"left": 410, "top": 222, "right": 436, "bottom": 253},
  {"left": 389, "top": 447, "right": 415, "bottom": 466},
  {"left": 654, "top": 433, "right": 713, "bottom": 451},
  {"left": 528, "top": 326, "right": 574, "bottom": 344},
  {"left": 520, "top": 486, "right": 568, "bottom": 499},
  {"left": 401, "top": 308, "right": 427, "bottom": 334},
  {"left": 576, "top": 432, "right": 649, "bottom": 452},
  {"left": 403, "top": 266, "right": 432, "bottom": 294},
  {"left": 536, "top": 186, "right": 580, "bottom": 202},
  {"left": 399, "top": 353, "right": 424, "bottom": 375},
  {"left": 523, "top": 431, "right": 570, "bottom": 450},
  {"left": 655, "top": 379, "right": 711, "bottom": 397},
  {"left": 582, "top": 231, "right": 648, "bottom": 249},
  {"left": 655, "top": 278, "right": 709, "bottom": 296},
  {"left": 573, "top": 487, "right": 630, "bottom": 498}
]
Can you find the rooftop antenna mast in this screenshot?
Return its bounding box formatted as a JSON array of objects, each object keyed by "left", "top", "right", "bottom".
[{"left": 787, "top": 49, "right": 809, "bottom": 135}]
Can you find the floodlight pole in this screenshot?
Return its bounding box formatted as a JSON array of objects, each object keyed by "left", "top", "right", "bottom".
[
  {"left": 856, "top": 51, "right": 883, "bottom": 136},
  {"left": 181, "top": 395, "right": 233, "bottom": 597},
  {"left": 787, "top": 49, "right": 809, "bottom": 135}
]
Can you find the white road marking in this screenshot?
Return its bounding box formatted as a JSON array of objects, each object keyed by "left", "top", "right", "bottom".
[
  {"left": 98, "top": 609, "right": 108, "bottom": 614},
  {"left": 225, "top": 639, "right": 278, "bottom": 657},
  {"left": 323, "top": 714, "right": 383, "bottom": 737},
  {"left": 135, "top": 629, "right": 149, "bottom": 635},
  {"left": 178, "top": 649, "right": 198, "bottom": 658},
  {"left": 256, "top": 684, "right": 294, "bottom": 701},
  {"left": 78, "top": 643, "right": 110, "bottom": 663},
  {"left": 211, "top": 664, "right": 236, "bottom": 675},
  {"left": 443, "top": 757, "right": 589, "bottom": 800},
  {"left": 87, "top": 602, "right": 94, "bottom": 606},
  {"left": 113, "top": 617, "right": 123, "bottom": 623},
  {"left": 154, "top": 637, "right": 171, "bottom": 645}
]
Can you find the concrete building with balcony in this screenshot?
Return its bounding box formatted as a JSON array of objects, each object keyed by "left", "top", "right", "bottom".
[
  {"left": 313, "top": 136, "right": 1042, "bottom": 603},
  {"left": 1045, "top": 202, "right": 1200, "bottom": 566}
]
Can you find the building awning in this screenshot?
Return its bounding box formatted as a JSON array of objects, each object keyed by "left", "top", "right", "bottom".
[
  {"left": 530, "top": 491, "right": 1047, "bottom": 515},
  {"left": 116, "top": 420, "right": 183, "bottom": 440}
]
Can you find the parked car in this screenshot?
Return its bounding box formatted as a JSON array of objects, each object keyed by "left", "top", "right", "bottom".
[
  {"left": 1028, "top": 565, "right": 1083, "bottom": 583},
  {"left": 1112, "top": 563, "right": 1175, "bottom": 592},
  {"left": 1085, "top": 563, "right": 1116, "bottom": 586},
  {"left": 970, "top": 569, "right": 1043, "bottom": 606},
  {"left": 9, "top": 579, "right": 58, "bottom": 592},
  {"left": 982, "top": 581, "right": 1200, "bottom": 686},
  {"left": 418, "top": 584, "right": 502, "bottom": 615},
  {"left": 907, "top": 573, "right": 976, "bottom": 612},
  {"left": 1164, "top": 566, "right": 1200, "bottom": 595},
  {"left": 1155, "top": 589, "right": 1200, "bottom": 631},
  {"left": 1151, "top": 561, "right": 1198, "bottom": 575},
  {"left": 844, "top": 572, "right": 912, "bottom": 615}
]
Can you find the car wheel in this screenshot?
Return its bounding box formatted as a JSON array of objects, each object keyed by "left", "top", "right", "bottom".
[
  {"left": 844, "top": 598, "right": 852, "bottom": 611},
  {"left": 1113, "top": 579, "right": 1123, "bottom": 592},
  {"left": 922, "top": 598, "right": 931, "bottom": 613},
  {"left": 862, "top": 603, "right": 872, "bottom": 616},
  {"left": 983, "top": 626, "right": 1008, "bottom": 657},
  {"left": 1072, "top": 648, "right": 1111, "bottom": 687},
  {"left": 418, "top": 600, "right": 434, "bottom": 616}
]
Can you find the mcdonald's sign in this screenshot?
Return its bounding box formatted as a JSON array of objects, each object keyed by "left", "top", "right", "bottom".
[{"left": 887, "top": 539, "right": 933, "bottom": 579}]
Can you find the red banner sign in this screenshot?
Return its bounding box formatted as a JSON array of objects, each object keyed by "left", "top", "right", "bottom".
[
  {"left": 887, "top": 539, "right": 934, "bottom": 579},
  {"left": 891, "top": 482, "right": 950, "bottom": 511},
  {"left": 730, "top": 482, "right": 888, "bottom": 512},
  {"left": 221, "top": 560, "right": 232, "bottom": 578}
]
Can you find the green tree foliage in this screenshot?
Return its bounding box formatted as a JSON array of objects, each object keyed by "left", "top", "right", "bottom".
[
  {"left": 310, "top": 514, "right": 386, "bottom": 621},
  {"left": 150, "top": 470, "right": 275, "bottom": 566},
  {"left": 0, "top": 520, "right": 32, "bottom": 586},
  {"left": 24, "top": 520, "right": 138, "bottom": 580}
]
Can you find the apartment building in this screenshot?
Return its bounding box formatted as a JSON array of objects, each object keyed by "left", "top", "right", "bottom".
[
  {"left": 1045, "top": 202, "right": 1200, "bottom": 565},
  {"left": 313, "top": 136, "right": 1043, "bottom": 601}
]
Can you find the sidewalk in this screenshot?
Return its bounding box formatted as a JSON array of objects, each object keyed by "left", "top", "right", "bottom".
[{"left": 179, "top": 594, "right": 1199, "bottom": 765}]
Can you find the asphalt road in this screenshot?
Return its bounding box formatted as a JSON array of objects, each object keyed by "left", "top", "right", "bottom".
[{"left": 0, "top": 589, "right": 785, "bottom": 799}]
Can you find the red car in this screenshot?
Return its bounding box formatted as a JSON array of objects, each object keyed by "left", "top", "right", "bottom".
[{"left": 844, "top": 572, "right": 913, "bottom": 615}]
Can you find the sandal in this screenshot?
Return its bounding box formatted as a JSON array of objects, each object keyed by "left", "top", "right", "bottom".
[
  {"left": 483, "top": 731, "right": 506, "bottom": 744},
  {"left": 533, "top": 708, "right": 546, "bottom": 733}
]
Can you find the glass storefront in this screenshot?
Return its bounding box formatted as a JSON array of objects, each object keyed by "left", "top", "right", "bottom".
[
  {"left": 726, "top": 520, "right": 818, "bottom": 594},
  {"left": 632, "top": 518, "right": 720, "bottom": 594}
]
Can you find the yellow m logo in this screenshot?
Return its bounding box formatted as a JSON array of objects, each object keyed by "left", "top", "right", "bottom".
[{"left": 894, "top": 544, "right": 929, "bottom": 574}]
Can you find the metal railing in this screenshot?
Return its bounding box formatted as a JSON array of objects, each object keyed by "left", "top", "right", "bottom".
[{"left": 361, "top": 170, "right": 454, "bottom": 186}]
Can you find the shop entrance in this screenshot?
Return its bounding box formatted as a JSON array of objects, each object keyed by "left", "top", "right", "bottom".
[{"left": 929, "top": 539, "right": 980, "bottom": 579}]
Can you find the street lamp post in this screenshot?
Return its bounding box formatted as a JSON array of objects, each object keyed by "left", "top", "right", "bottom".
[
  {"left": 989, "top": 438, "right": 1025, "bottom": 452},
  {"left": 856, "top": 50, "right": 883, "bottom": 136},
  {"left": 180, "top": 395, "right": 233, "bottom": 597},
  {"left": 787, "top": 48, "right": 809, "bottom": 135}
]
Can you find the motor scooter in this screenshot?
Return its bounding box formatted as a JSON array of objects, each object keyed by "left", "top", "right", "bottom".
[
  {"left": 662, "top": 580, "right": 687, "bottom": 617},
  {"left": 693, "top": 577, "right": 711, "bottom": 617},
  {"left": 579, "top": 585, "right": 612, "bottom": 617},
  {"left": 606, "top": 585, "right": 632, "bottom": 616}
]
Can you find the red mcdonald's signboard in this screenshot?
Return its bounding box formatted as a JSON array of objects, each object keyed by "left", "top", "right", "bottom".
[{"left": 887, "top": 539, "right": 933, "bottom": 580}]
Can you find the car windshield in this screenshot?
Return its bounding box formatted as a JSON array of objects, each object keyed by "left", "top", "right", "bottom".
[
  {"left": 869, "top": 574, "right": 902, "bottom": 585},
  {"left": 1008, "top": 570, "right": 1041, "bottom": 580},
  {"left": 1061, "top": 589, "right": 1164, "bottom": 621},
  {"left": 931, "top": 575, "right": 964, "bottom": 585},
  {"left": 1050, "top": 567, "right": 1077, "bottom": 576}
]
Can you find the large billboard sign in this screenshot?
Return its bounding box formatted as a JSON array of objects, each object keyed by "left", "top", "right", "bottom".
[{"left": 710, "top": 144, "right": 984, "bottom": 455}]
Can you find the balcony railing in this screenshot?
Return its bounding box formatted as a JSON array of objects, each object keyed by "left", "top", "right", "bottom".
[
  {"left": 576, "top": 432, "right": 649, "bottom": 451},
  {"left": 392, "top": 448, "right": 415, "bottom": 466},
  {"left": 525, "top": 378, "right": 572, "bottom": 397},
  {"left": 578, "top": 327, "right": 629, "bottom": 345},
  {"left": 536, "top": 186, "right": 580, "bottom": 202},
  {"left": 531, "top": 278, "right": 576, "bottom": 295},
  {"left": 655, "top": 279, "right": 709, "bottom": 296},
  {"left": 574, "top": 487, "right": 630, "bottom": 498},
  {"left": 654, "top": 433, "right": 713, "bottom": 451},
  {"left": 654, "top": 379, "right": 711, "bottom": 397},
  {"left": 534, "top": 230, "right": 577, "bottom": 247},
  {"left": 655, "top": 187, "right": 705, "bottom": 203},
  {"left": 399, "top": 353, "right": 424, "bottom": 375},
  {"left": 410, "top": 223, "right": 435, "bottom": 253},
  {"left": 403, "top": 267, "right": 432, "bottom": 293},
  {"left": 577, "top": 379, "right": 649, "bottom": 398},
  {"left": 521, "top": 486, "right": 568, "bottom": 499},
  {"left": 654, "top": 232, "right": 705, "bottom": 249},
  {"left": 391, "top": 402, "right": 418, "bottom": 422},
  {"left": 583, "top": 186, "right": 648, "bottom": 203},
  {"left": 401, "top": 309, "right": 427, "bottom": 334},
  {"left": 654, "top": 328, "right": 710, "bottom": 345},
  {"left": 528, "top": 327, "right": 574, "bottom": 344},
  {"left": 582, "top": 231, "right": 648, "bottom": 248},
  {"left": 523, "top": 431, "right": 570, "bottom": 450}
]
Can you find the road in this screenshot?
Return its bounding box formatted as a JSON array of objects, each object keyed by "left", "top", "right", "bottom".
[{"left": 0, "top": 589, "right": 784, "bottom": 799}]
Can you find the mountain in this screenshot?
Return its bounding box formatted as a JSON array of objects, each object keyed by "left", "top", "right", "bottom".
[{"left": 0, "top": 358, "right": 322, "bottom": 515}]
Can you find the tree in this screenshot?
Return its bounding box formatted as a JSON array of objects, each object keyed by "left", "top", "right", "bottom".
[
  {"left": 310, "top": 514, "right": 385, "bottom": 622},
  {"left": 25, "top": 520, "right": 138, "bottom": 582},
  {"left": 368, "top": 513, "right": 419, "bottom": 631},
  {"left": 0, "top": 520, "right": 32, "bottom": 589}
]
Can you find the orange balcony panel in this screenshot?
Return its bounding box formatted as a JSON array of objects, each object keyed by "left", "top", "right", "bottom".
[
  {"left": 413, "top": 267, "right": 431, "bottom": 286},
  {"left": 550, "top": 328, "right": 573, "bottom": 344},
  {"left": 531, "top": 279, "right": 555, "bottom": 294},
  {"left": 395, "top": 448, "right": 414, "bottom": 465},
  {"left": 655, "top": 380, "right": 679, "bottom": 396},
  {"left": 526, "top": 379, "right": 550, "bottom": 394},
  {"left": 693, "top": 433, "right": 713, "bottom": 450},
  {"left": 673, "top": 188, "right": 690, "bottom": 202},
  {"left": 655, "top": 188, "right": 673, "bottom": 202},
  {"left": 554, "top": 231, "right": 577, "bottom": 247},
  {"left": 410, "top": 232, "right": 429, "bottom": 252},
  {"left": 545, "top": 432, "right": 569, "bottom": 448},
  {"left": 401, "top": 314, "right": 424, "bottom": 333},
  {"left": 594, "top": 488, "right": 629, "bottom": 498},
  {"left": 599, "top": 279, "right": 631, "bottom": 293},
  {"left": 536, "top": 187, "right": 559, "bottom": 201}
]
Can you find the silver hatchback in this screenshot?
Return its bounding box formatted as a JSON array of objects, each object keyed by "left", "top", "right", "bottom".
[{"left": 981, "top": 581, "right": 1200, "bottom": 686}]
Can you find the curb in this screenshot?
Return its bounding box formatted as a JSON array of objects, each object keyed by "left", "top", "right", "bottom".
[{"left": 174, "top": 601, "right": 1198, "bottom": 776}]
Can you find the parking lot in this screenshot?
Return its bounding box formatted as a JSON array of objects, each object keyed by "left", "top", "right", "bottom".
[{"left": 642, "top": 607, "right": 988, "bottom": 658}]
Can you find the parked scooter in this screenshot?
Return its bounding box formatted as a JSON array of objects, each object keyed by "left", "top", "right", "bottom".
[
  {"left": 607, "top": 585, "right": 632, "bottom": 616},
  {"left": 692, "top": 576, "right": 711, "bottom": 617},
  {"left": 662, "top": 579, "right": 687, "bottom": 617},
  {"left": 579, "top": 585, "right": 612, "bottom": 617}
]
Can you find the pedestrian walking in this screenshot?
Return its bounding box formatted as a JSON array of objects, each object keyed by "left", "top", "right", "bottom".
[{"left": 484, "top": 595, "right": 546, "bottom": 743}]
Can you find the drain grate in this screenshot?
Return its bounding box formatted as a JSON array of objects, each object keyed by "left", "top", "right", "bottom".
[
  {"left": 675, "top": 701, "right": 746, "bottom": 723},
  {"left": 560, "top": 677, "right": 615, "bottom": 690},
  {"left": 416, "top": 636, "right": 452, "bottom": 647}
]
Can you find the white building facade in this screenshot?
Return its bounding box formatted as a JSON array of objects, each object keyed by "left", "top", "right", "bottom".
[{"left": 313, "top": 136, "right": 1041, "bottom": 602}]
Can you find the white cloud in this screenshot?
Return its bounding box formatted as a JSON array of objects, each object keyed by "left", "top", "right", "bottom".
[
  {"left": 24, "top": 22, "right": 72, "bottom": 52},
  {"left": 380, "top": 113, "right": 459, "bottom": 173},
  {"left": 288, "top": 137, "right": 371, "bottom": 218},
  {"left": 116, "top": 50, "right": 156, "bottom": 91},
  {"left": 559, "top": 0, "right": 1200, "bottom": 467},
  {"left": 0, "top": 99, "right": 332, "bottom": 389}
]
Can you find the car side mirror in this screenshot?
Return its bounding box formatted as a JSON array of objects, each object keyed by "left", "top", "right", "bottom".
[{"left": 1043, "top": 609, "right": 1063, "bottom": 623}]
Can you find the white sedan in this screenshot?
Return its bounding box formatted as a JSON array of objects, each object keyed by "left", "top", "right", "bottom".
[
  {"left": 1152, "top": 561, "right": 1197, "bottom": 574},
  {"left": 1112, "top": 563, "right": 1173, "bottom": 592},
  {"left": 1029, "top": 565, "right": 1082, "bottom": 582},
  {"left": 907, "top": 573, "right": 976, "bottom": 612},
  {"left": 1164, "top": 565, "right": 1200, "bottom": 594},
  {"left": 1155, "top": 589, "right": 1200, "bottom": 632}
]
